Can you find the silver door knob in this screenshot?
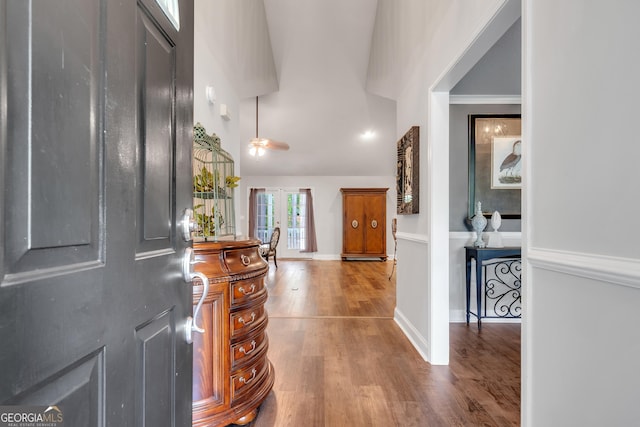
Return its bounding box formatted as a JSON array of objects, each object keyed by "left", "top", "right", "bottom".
[{"left": 180, "top": 208, "right": 197, "bottom": 241}]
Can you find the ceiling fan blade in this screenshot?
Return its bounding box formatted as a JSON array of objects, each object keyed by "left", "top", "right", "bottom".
[
  {"left": 253, "top": 97, "right": 289, "bottom": 152},
  {"left": 265, "top": 139, "right": 290, "bottom": 151}
]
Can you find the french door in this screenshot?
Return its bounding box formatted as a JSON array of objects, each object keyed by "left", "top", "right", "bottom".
[{"left": 255, "top": 189, "right": 309, "bottom": 258}]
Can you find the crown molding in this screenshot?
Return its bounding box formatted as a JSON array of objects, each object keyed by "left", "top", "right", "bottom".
[{"left": 449, "top": 95, "right": 522, "bottom": 104}]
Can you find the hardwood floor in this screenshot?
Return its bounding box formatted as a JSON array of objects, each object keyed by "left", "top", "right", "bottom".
[{"left": 239, "top": 260, "right": 520, "bottom": 427}]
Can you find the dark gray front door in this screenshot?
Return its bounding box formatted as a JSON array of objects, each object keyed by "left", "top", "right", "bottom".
[{"left": 0, "top": 0, "right": 194, "bottom": 426}]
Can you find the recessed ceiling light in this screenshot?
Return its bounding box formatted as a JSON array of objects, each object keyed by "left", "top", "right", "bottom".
[{"left": 361, "top": 130, "right": 375, "bottom": 140}]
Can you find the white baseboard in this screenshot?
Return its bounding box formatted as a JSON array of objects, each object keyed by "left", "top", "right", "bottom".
[
  {"left": 394, "top": 308, "right": 430, "bottom": 363},
  {"left": 311, "top": 254, "right": 341, "bottom": 261},
  {"left": 310, "top": 254, "right": 396, "bottom": 261},
  {"left": 450, "top": 309, "right": 466, "bottom": 323}
]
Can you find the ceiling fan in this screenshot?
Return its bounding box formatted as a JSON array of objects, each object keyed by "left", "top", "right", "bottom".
[{"left": 249, "top": 96, "right": 290, "bottom": 156}]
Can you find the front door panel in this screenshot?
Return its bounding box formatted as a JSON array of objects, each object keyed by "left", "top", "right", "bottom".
[
  {"left": 137, "top": 6, "right": 175, "bottom": 254},
  {"left": 3, "top": 0, "right": 102, "bottom": 280},
  {"left": 0, "top": 1, "right": 194, "bottom": 426}
]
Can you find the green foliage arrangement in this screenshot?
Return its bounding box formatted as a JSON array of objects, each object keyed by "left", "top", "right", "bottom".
[
  {"left": 193, "top": 203, "right": 225, "bottom": 237},
  {"left": 225, "top": 175, "right": 241, "bottom": 188}
]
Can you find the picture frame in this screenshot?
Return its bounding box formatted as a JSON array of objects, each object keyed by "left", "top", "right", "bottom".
[
  {"left": 468, "top": 115, "right": 521, "bottom": 219},
  {"left": 396, "top": 126, "right": 419, "bottom": 214}
]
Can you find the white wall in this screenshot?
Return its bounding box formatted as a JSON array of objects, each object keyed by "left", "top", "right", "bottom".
[
  {"left": 194, "top": 2, "right": 241, "bottom": 161},
  {"left": 387, "top": 0, "right": 516, "bottom": 364},
  {"left": 239, "top": 175, "right": 396, "bottom": 258},
  {"left": 523, "top": 1, "right": 640, "bottom": 425},
  {"left": 194, "top": 1, "right": 244, "bottom": 225}
]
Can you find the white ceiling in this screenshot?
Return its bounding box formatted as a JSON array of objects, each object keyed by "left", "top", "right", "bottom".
[
  {"left": 236, "top": 0, "right": 397, "bottom": 176},
  {"left": 202, "top": 1, "right": 504, "bottom": 177}
]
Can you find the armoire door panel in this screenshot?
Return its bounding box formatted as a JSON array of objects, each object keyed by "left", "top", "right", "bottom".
[
  {"left": 364, "top": 195, "right": 385, "bottom": 254},
  {"left": 343, "top": 195, "right": 364, "bottom": 254}
]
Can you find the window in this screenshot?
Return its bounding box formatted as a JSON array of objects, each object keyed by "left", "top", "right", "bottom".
[
  {"left": 286, "top": 192, "right": 307, "bottom": 251},
  {"left": 155, "top": 0, "right": 180, "bottom": 31},
  {"left": 255, "top": 192, "right": 277, "bottom": 244},
  {"left": 252, "top": 189, "right": 311, "bottom": 258}
]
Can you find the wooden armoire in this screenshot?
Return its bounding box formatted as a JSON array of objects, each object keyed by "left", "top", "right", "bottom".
[{"left": 340, "top": 188, "right": 388, "bottom": 261}]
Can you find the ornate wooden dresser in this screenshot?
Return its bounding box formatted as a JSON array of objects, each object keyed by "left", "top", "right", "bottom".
[{"left": 192, "top": 238, "right": 274, "bottom": 426}]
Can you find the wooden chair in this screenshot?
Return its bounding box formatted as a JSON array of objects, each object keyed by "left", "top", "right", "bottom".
[{"left": 259, "top": 227, "right": 280, "bottom": 268}]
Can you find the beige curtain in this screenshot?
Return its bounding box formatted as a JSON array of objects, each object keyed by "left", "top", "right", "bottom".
[
  {"left": 300, "top": 188, "right": 317, "bottom": 253},
  {"left": 248, "top": 188, "right": 264, "bottom": 239}
]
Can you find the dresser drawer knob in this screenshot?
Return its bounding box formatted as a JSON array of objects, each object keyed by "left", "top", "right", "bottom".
[
  {"left": 238, "top": 312, "right": 256, "bottom": 326},
  {"left": 351, "top": 219, "right": 359, "bottom": 229},
  {"left": 239, "top": 340, "right": 257, "bottom": 355},
  {"left": 371, "top": 219, "right": 378, "bottom": 229},
  {"left": 238, "top": 283, "right": 256, "bottom": 295},
  {"left": 240, "top": 254, "right": 251, "bottom": 266},
  {"left": 239, "top": 368, "right": 257, "bottom": 385}
]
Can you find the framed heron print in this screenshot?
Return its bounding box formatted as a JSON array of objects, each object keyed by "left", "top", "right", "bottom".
[
  {"left": 491, "top": 136, "right": 522, "bottom": 189},
  {"left": 468, "top": 114, "right": 521, "bottom": 219}
]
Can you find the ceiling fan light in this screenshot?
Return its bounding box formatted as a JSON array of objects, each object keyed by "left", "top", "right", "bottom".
[
  {"left": 257, "top": 147, "right": 266, "bottom": 156},
  {"left": 249, "top": 145, "right": 257, "bottom": 156}
]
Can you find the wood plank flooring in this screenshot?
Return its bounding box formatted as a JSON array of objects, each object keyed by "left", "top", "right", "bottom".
[{"left": 239, "top": 260, "right": 520, "bottom": 427}]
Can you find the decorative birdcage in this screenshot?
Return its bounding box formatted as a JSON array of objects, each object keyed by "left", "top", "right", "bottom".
[{"left": 192, "top": 123, "right": 238, "bottom": 240}]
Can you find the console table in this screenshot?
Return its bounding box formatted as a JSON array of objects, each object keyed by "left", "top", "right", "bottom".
[{"left": 465, "top": 246, "right": 522, "bottom": 328}]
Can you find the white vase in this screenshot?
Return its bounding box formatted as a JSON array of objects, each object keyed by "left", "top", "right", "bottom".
[
  {"left": 491, "top": 211, "right": 502, "bottom": 232},
  {"left": 487, "top": 210, "right": 504, "bottom": 248},
  {"left": 471, "top": 201, "right": 487, "bottom": 248}
]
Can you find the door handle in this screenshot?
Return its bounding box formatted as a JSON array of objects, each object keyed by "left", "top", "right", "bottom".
[
  {"left": 182, "top": 247, "right": 195, "bottom": 281},
  {"left": 182, "top": 247, "right": 205, "bottom": 282},
  {"left": 185, "top": 271, "right": 209, "bottom": 344}
]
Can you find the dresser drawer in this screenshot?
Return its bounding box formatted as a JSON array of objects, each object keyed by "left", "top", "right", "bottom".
[
  {"left": 231, "top": 277, "right": 266, "bottom": 306},
  {"left": 231, "top": 331, "right": 268, "bottom": 369},
  {"left": 230, "top": 306, "right": 267, "bottom": 338},
  {"left": 223, "top": 247, "right": 264, "bottom": 275},
  {"left": 230, "top": 357, "right": 269, "bottom": 403}
]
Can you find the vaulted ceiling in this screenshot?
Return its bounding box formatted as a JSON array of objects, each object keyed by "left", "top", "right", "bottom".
[
  {"left": 239, "top": 0, "right": 393, "bottom": 176},
  {"left": 201, "top": 0, "right": 439, "bottom": 176}
]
